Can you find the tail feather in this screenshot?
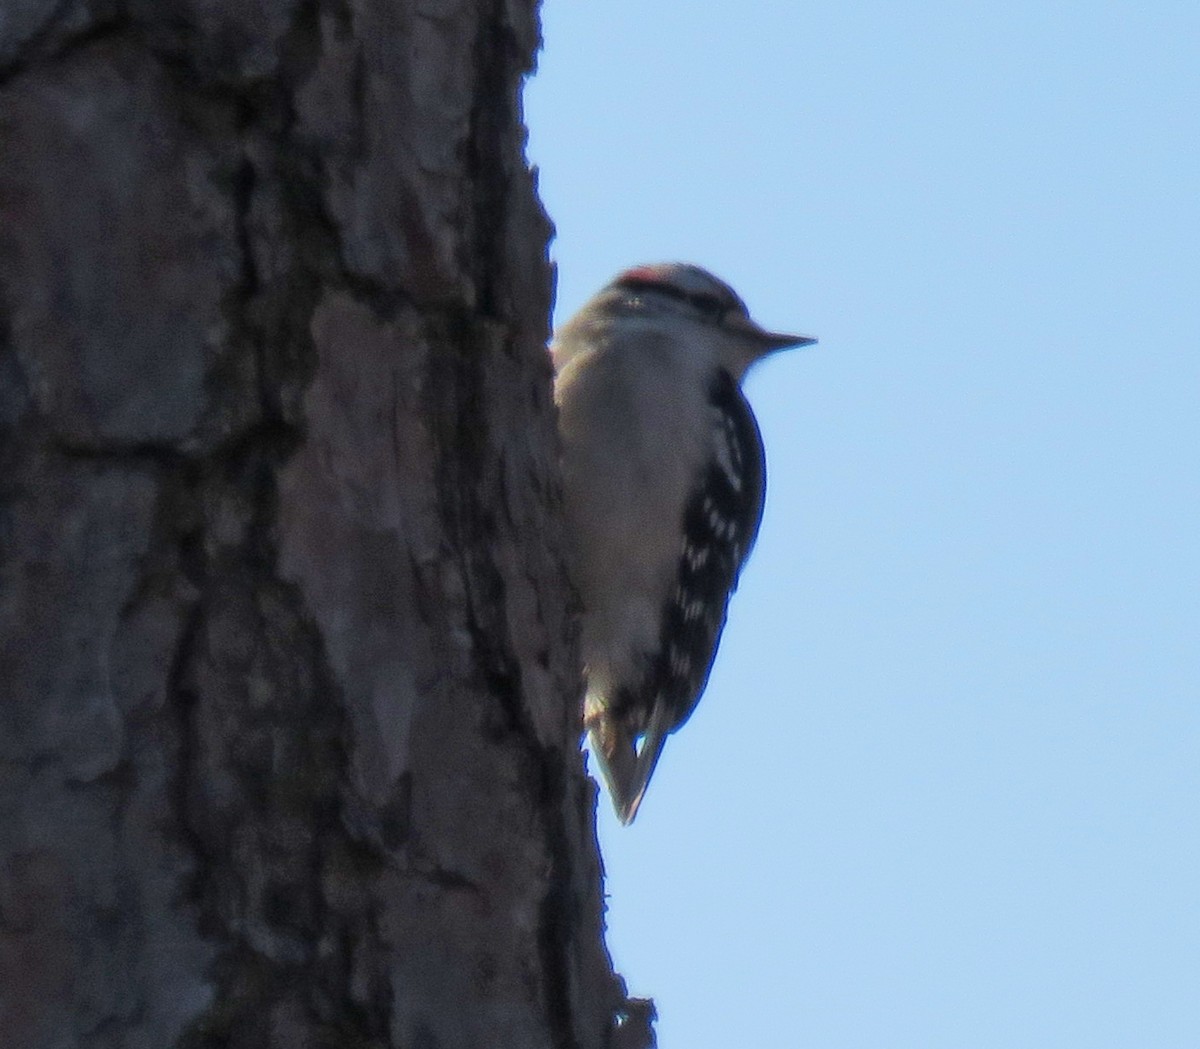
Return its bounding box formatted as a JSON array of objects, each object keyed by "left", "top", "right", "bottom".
[{"left": 588, "top": 703, "right": 673, "bottom": 824}]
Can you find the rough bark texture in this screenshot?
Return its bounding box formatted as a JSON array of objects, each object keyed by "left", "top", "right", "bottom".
[{"left": 0, "top": 3, "right": 652, "bottom": 1047}]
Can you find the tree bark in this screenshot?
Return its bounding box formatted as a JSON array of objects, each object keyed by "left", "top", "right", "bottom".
[{"left": 0, "top": 3, "right": 649, "bottom": 1046}]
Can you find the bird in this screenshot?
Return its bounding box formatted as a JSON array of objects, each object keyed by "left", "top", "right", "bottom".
[{"left": 551, "top": 263, "right": 815, "bottom": 823}]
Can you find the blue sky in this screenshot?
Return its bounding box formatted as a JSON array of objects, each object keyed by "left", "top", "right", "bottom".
[{"left": 526, "top": 4, "right": 1199, "bottom": 1047}]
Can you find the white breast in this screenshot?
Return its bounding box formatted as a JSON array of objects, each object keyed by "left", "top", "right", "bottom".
[{"left": 553, "top": 318, "right": 720, "bottom": 706}]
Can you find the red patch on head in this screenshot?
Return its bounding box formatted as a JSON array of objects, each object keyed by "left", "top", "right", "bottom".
[{"left": 617, "top": 264, "right": 670, "bottom": 286}]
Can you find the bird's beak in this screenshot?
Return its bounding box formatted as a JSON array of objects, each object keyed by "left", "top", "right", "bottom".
[
  {"left": 758, "top": 328, "right": 818, "bottom": 351},
  {"left": 725, "top": 313, "right": 817, "bottom": 351}
]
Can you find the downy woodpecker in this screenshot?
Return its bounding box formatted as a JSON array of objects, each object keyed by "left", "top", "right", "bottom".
[{"left": 552, "top": 263, "right": 815, "bottom": 823}]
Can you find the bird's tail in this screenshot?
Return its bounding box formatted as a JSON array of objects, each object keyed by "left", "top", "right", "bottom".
[{"left": 587, "top": 702, "right": 672, "bottom": 825}]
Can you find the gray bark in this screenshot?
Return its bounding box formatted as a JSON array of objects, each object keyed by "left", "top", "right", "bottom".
[{"left": 0, "top": 2, "right": 651, "bottom": 1046}]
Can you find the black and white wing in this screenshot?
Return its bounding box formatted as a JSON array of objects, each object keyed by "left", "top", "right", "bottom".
[{"left": 595, "top": 367, "right": 767, "bottom": 822}]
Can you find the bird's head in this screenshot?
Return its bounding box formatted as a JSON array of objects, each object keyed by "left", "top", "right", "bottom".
[{"left": 602, "top": 262, "right": 816, "bottom": 377}]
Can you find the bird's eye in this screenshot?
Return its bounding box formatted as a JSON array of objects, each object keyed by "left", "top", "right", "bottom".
[{"left": 688, "top": 292, "right": 727, "bottom": 319}]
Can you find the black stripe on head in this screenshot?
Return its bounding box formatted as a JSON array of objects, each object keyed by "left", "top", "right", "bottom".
[{"left": 614, "top": 265, "right": 748, "bottom": 323}]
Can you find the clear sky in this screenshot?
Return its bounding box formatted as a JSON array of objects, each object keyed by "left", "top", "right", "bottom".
[{"left": 526, "top": 4, "right": 1199, "bottom": 1047}]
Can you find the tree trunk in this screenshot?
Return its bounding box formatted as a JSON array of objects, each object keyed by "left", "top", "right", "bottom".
[{"left": 0, "top": 3, "right": 649, "bottom": 1046}]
